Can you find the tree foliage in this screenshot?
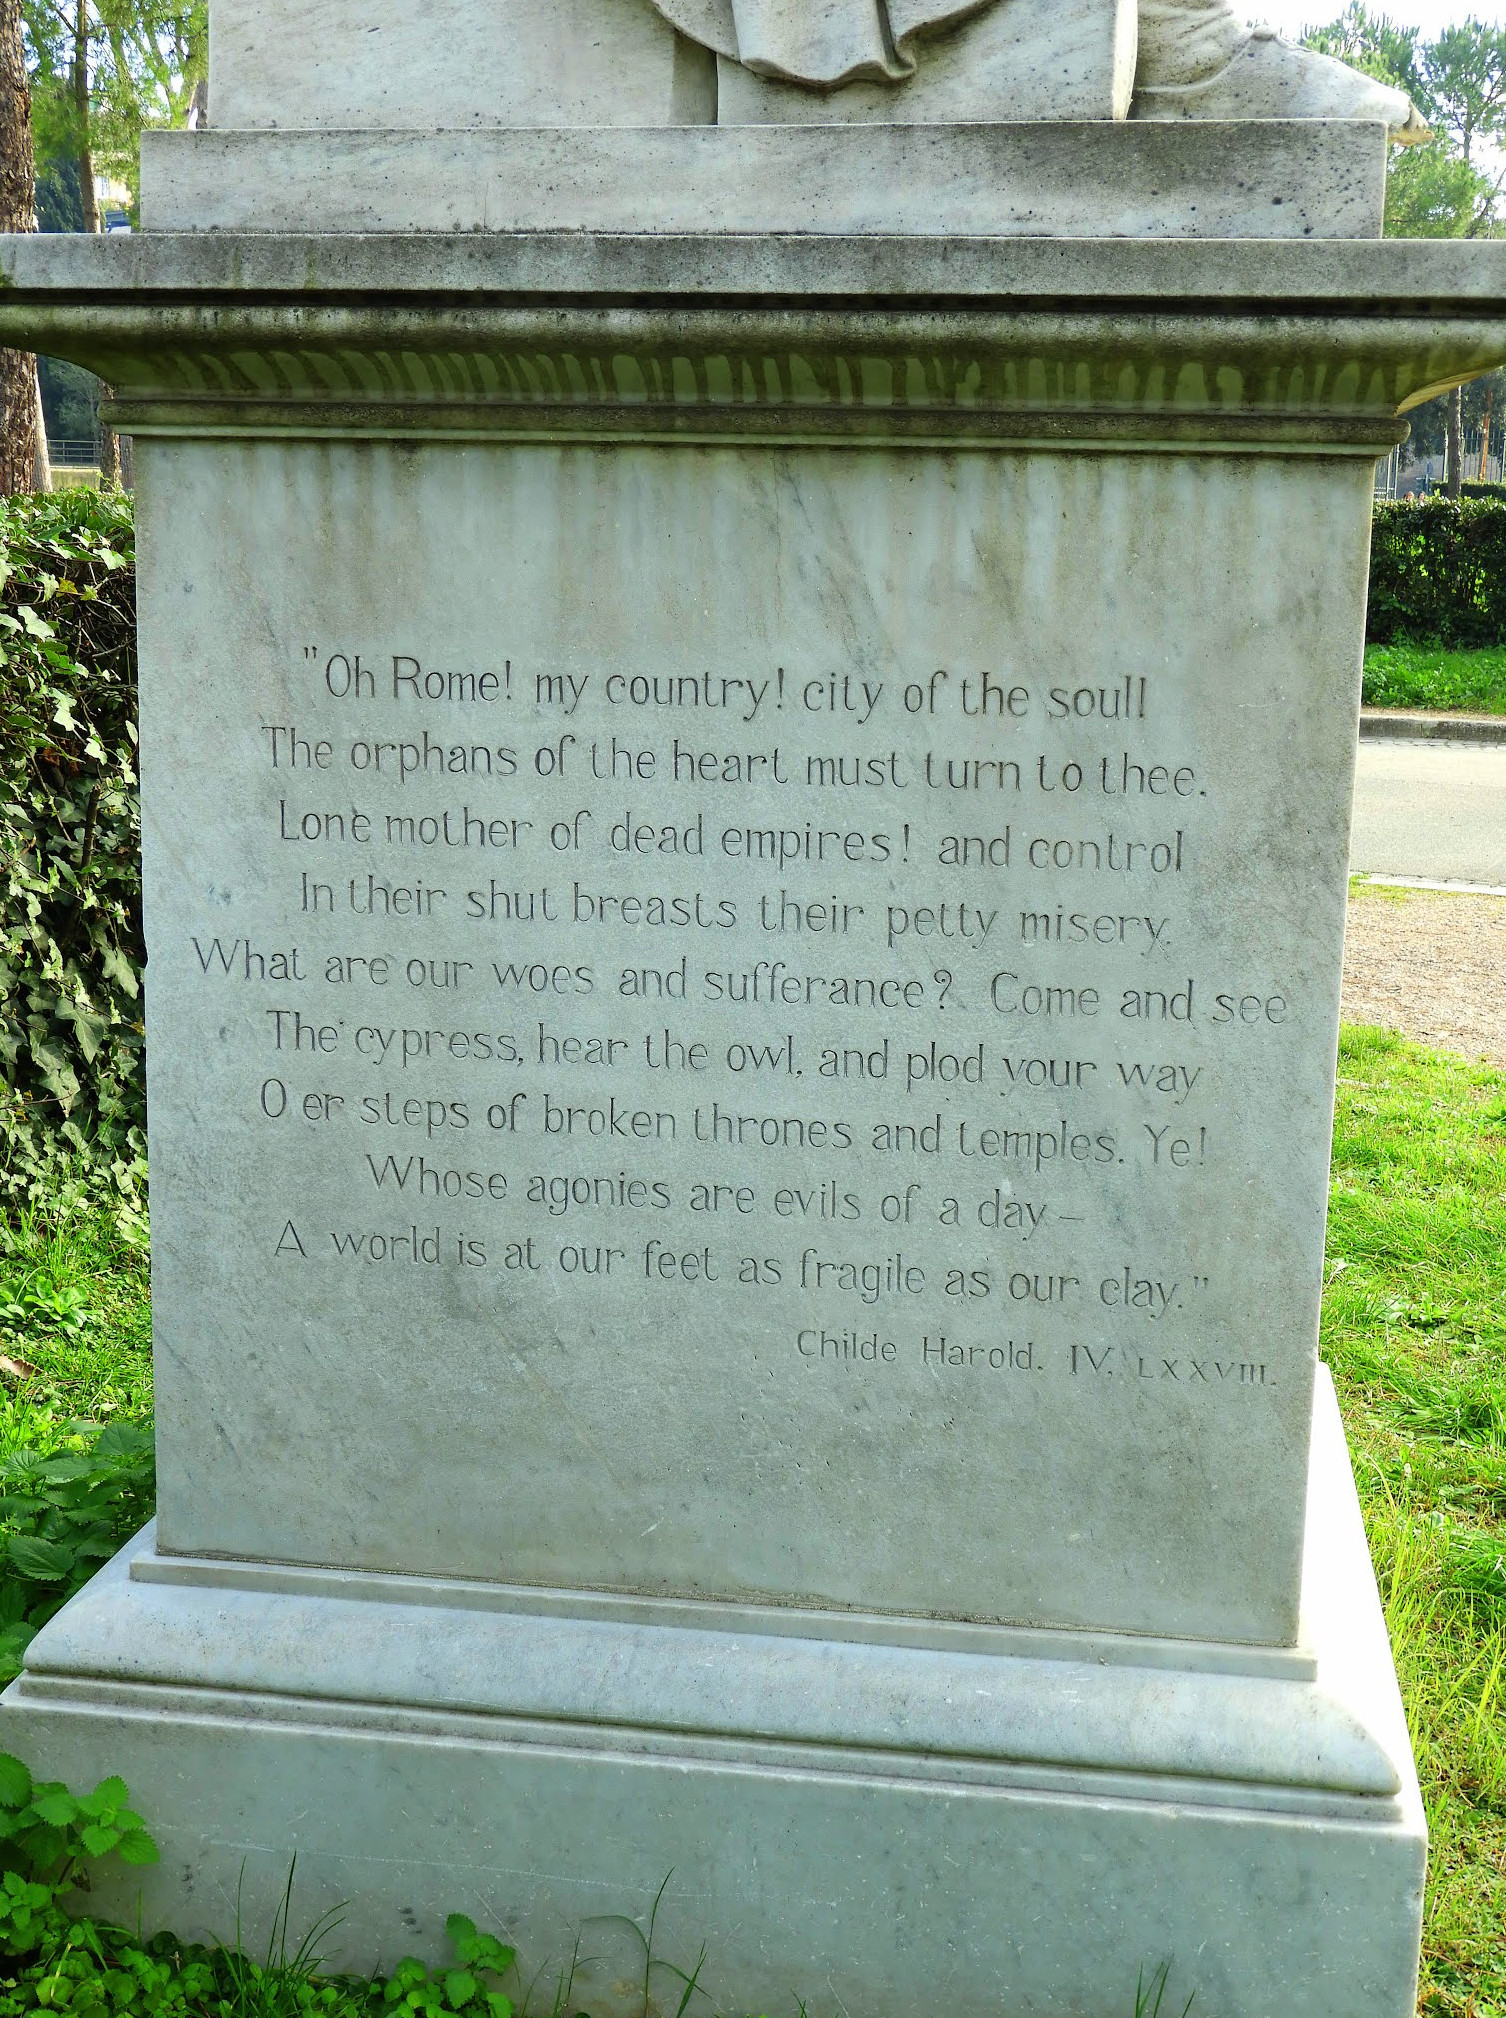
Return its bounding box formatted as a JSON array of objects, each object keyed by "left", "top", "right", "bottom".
[
  {"left": 1304, "top": 8, "right": 1506, "bottom": 233},
  {"left": 1304, "top": 11, "right": 1506, "bottom": 473},
  {"left": 1302, "top": 3, "right": 1426, "bottom": 96},
  {"left": 22, "top": 0, "right": 204, "bottom": 215},
  {"left": 1422, "top": 18, "right": 1506, "bottom": 165}
]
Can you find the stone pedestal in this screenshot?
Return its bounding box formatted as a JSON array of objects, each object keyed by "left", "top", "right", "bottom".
[
  {"left": 3, "top": 1374, "right": 1423, "bottom": 2018},
  {"left": 1, "top": 221, "right": 1501, "bottom": 2017}
]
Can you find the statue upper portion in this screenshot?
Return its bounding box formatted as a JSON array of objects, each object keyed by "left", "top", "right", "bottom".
[{"left": 650, "top": 0, "right": 1426, "bottom": 134}]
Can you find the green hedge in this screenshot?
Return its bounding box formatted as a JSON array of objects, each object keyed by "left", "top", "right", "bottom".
[
  {"left": 0, "top": 492, "right": 143, "bottom": 1216},
  {"left": 1369, "top": 495, "right": 1506, "bottom": 646}
]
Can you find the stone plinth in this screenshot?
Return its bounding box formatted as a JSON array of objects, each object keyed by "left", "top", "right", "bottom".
[
  {"left": 2, "top": 227, "right": 1501, "bottom": 2018},
  {"left": 138, "top": 121, "right": 1386, "bottom": 237},
  {"left": 4, "top": 1375, "right": 1422, "bottom": 2018}
]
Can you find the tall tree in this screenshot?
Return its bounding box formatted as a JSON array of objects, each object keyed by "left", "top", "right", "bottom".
[
  {"left": 21, "top": 2, "right": 202, "bottom": 485},
  {"left": 23, "top": 0, "right": 205, "bottom": 225},
  {"left": 0, "top": 0, "right": 46, "bottom": 492},
  {"left": 1421, "top": 22, "right": 1506, "bottom": 492},
  {"left": 1302, "top": 4, "right": 1425, "bottom": 99},
  {"left": 1421, "top": 19, "right": 1506, "bottom": 167},
  {"left": 1307, "top": 12, "right": 1506, "bottom": 492}
]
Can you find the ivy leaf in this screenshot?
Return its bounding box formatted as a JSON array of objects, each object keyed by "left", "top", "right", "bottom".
[
  {"left": 21, "top": 607, "right": 56, "bottom": 641},
  {"left": 97, "top": 946, "right": 138, "bottom": 999}
]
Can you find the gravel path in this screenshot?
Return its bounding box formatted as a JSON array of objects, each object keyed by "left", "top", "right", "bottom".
[{"left": 1343, "top": 885, "right": 1506, "bottom": 1067}]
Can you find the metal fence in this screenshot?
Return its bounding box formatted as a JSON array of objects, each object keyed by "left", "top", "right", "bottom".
[
  {"left": 1377, "top": 430, "right": 1506, "bottom": 498},
  {"left": 47, "top": 438, "right": 99, "bottom": 467},
  {"left": 43, "top": 437, "right": 133, "bottom": 487}
]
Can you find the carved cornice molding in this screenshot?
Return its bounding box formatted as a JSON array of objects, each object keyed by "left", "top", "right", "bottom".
[{"left": 3, "top": 232, "right": 1505, "bottom": 454}]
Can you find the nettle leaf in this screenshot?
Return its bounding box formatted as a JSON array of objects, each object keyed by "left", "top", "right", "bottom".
[
  {"left": 39, "top": 1455, "right": 94, "bottom": 1485},
  {"left": 91, "top": 1424, "right": 151, "bottom": 1465},
  {"left": 29, "top": 1788, "right": 79, "bottom": 1828},
  {"left": 17, "top": 1820, "right": 67, "bottom": 1868},
  {"left": 0, "top": 1756, "right": 32, "bottom": 1808},
  {"left": 8, "top": 1533, "right": 75, "bottom": 1582},
  {"left": 78, "top": 1823, "right": 121, "bottom": 1858}
]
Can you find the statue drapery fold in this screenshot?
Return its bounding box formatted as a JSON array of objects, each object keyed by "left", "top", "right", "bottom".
[{"left": 649, "top": 0, "right": 999, "bottom": 85}]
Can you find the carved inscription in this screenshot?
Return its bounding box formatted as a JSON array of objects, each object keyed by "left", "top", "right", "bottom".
[{"left": 185, "top": 643, "right": 1298, "bottom": 1402}]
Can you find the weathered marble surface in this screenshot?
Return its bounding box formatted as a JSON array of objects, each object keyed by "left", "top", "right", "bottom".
[
  {"left": 209, "top": 0, "right": 716, "bottom": 128},
  {"left": 206, "top": 0, "right": 1416, "bottom": 133},
  {"left": 123, "top": 427, "right": 1370, "bottom": 1647},
  {"left": 713, "top": 0, "right": 1135, "bottom": 120},
  {"left": 13, "top": 230, "right": 1505, "bottom": 458},
  {"left": 7, "top": 225, "right": 1506, "bottom": 310},
  {"left": 209, "top": 0, "right": 1132, "bottom": 126},
  {"left": 140, "top": 120, "right": 1385, "bottom": 237}
]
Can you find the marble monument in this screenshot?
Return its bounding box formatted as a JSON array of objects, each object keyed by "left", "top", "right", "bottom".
[{"left": 0, "top": 0, "right": 1499, "bottom": 2012}]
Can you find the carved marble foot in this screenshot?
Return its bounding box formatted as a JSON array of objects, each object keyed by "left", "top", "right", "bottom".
[{"left": 1135, "top": 5, "right": 1427, "bottom": 139}]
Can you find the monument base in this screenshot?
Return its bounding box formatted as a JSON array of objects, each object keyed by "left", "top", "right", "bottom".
[{"left": 2, "top": 1371, "right": 1423, "bottom": 2018}]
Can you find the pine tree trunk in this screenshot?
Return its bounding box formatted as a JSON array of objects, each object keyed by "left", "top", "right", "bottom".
[
  {"left": 31, "top": 364, "right": 50, "bottom": 488},
  {"left": 98, "top": 414, "right": 121, "bottom": 486},
  {"left": 0, "top": 0, "right": 44, "bottom": 493},
  {"left": 1446, "top": 386, "right": 1465, "bottom": 498},
  {"left": 74, "top": 1, "right": 99, "bottom": 234}
]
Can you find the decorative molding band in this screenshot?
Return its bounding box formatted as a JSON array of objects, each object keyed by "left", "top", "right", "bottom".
[
  {"left": 20, "top": 1524, "right": 1399, "bottom": 1815},
  {"left": 0, "top": 233, "right": 1502, "bottom": 451}
]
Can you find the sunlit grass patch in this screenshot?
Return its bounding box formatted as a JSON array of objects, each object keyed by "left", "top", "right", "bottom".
[{"left": 1326, "top": 1025, "right": 1506, "bottom": 2017}]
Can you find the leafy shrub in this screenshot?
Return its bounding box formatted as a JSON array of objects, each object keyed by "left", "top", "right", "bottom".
[
  {"left": 382, "top": 1920, "right": 516, "bottom": 2018},
  {"left": 0, "top": 1421, "right": 154, "bottom": 1685},
  {"left": 0, "top": 1756, "right": 157, "bottom": 1904},
  {"left": 0, "top": 1753, "right": 162, "bottom": 2017},
  {"left": 1369, "top": 494, "right": 1506, "bottom": 646},
  {"left": 0, "top": 493, "right": 142, "bottom": 1217},
  {"left": 0, "top": 1765, "right": 525, "bottom": 2018}
]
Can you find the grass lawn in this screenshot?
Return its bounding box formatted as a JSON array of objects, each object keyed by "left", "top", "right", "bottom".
[
  {"left": 1363, "top": 642, "right": 1506, "bottom": 714},
  {"left": 1324, "top": 1027, "right": 1506, "bottom": 2017},
  {"left": 0, "top": 1024, "right": 1502, "bottom": 2015}
]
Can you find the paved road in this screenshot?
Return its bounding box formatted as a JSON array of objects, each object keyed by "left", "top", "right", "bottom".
[{"left": 1351, "top": 740, "right": 1506, "bottom": 889}]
